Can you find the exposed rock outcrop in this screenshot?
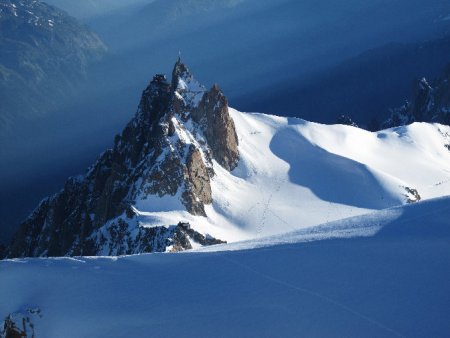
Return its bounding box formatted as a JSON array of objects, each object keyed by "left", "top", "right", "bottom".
[
  {"left": 0, "top": 244, "right": 6, "bottom": 260},
  {"left": 91, "top": 220, "right": 226, "bottom": 256},
  {"left": 383, "top": 65, "right": 450, "bottom": 128},
  {"left": 404, "top": 187, "right": 421, "bottom": 204},
  {"left": 192, "top": 84, "right": 240, "bottom": 170},
  {"left": 6, "top": 59, "right": 237, "bottom": 258},
  {"left": 336, "top": 114, "right": 359, "bottom": 128},
  {"left": 1, "top": 308, "right": 41, "bottom": 338},
  {"left": 182, "top": 146, "right": 212, "bottom": 216}
]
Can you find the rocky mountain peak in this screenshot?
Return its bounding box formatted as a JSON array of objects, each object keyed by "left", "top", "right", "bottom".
[
  {"left": 5, "top": 59, "right": 237, "bottom": 258},
  {"left": 383, "top": 64, "right": 450, "bottom": 128},
  {"left": 172, "top": 57, "right": 191, "bottom": 87},
  {"left": 410, "top": 77, "right": 434, "bottom": 121},
  {"left": 170, "top": 59, "right": 239, "bottom": 169},
  {"left": 172, "top": 58, "right": 206, "bottom": 110}
]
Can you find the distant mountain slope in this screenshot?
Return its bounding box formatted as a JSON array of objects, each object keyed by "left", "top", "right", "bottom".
[
  {"left": 1, "top": 196, "right": 449, "bottom": 337},
  {"left": 236, "top": 34, "right": 450, "bottom": 126},
  {"left": 383, "top": 63, "right": 450, "bottom": 128},
  {"left": 6, "top": 61, "right": 450, "bottom": 258},
  {"left": 42, "top": 0, "right": 151, "bottom": 20},
  {"left": 89, "top": 0, "right": 450, "bottom": 122},
  {"left": 0, "top": 0, "right": 106, "bottom": 129},
  {"left": 139, "top": 0, "right": 244, "bottom": 21},
  {"left": 3, "top": 0, "right": 450, "bottom": 247}
]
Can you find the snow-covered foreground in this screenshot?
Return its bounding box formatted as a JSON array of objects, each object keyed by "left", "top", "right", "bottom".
[
  {"left": 2, "top": 196, "right": 450, "bottom": 337},
  {"left": 133, "top": 109, "right": 450, "bottom": 242}
]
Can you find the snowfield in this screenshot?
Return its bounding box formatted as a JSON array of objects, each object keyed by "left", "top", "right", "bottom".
[
  {"left": 2, "top": 111, "right": 450, "bottom": 337},
  {"left": 132, "top": 109, "right": 450, "bottom": 243},
  {"left": 1, "top": 196, "right": 450, "bottom": 337}
]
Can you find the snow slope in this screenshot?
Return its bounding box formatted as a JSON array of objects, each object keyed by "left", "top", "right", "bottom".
[
  {"left": 1, "top": 196, "right": 449, "bottom": 337},
  {"left": 131, "top": 109, "right": 450, "bottom": 243}
]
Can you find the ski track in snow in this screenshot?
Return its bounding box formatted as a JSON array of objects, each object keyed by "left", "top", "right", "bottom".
[
  {"left": 220, "top": 255, "right": 406, "bottom": 337},
  {"left": 120, "top": 109, "right": 450, "bottom": 245},
  {"left": 194, "top": 196, "right": 450, "bottom": 253},
  {"left": 2, "top": 197, "right": 450, "bottom": 337},
  {"left": 2, "top": 107, "right": 450, "bottom": 336}
]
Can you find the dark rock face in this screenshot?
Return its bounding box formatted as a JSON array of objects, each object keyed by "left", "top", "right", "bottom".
[
  {"left": 336, "top": 114, "right": 358, "bottom": 128},
  {"left": 2, "top": 317, "right": 28, "bottom": 338},
  {"left": 0, "top": 244, "right": 5, "bottom": 260},
  {"left": 404, "top": 187, "right": 421, "bottom": 204},
  {"left": 383, "top": 65, "right": 450, "bottom": 128},
  {"left": 6, "top": 60, "right": 236, "bottom": 258},
  {"left": 1, "top": 308, "right": 41, "bottom": 338},
  {"left": 410, "top": 78, "right": 434, "bottom": 121},
  {"left": 176, "top": 222, "right": 226, "bottom": 248},
  {"left": 92, "top": 220, "right": 226, "bottom": 256},
  {"left": 193, "top": 84, "right": 240, "bottom": 171},
  {"left": 182, "top": 146, "right": 212, "bottom": 216},
  {"left": 0, "top": 0, "right": 107, "bottom": 129},
  {"left": 172, "top": 58, "right": 239, "bottom": 171}
]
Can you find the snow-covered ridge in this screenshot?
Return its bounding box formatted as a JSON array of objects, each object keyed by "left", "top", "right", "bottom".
[
  {"left": 132, "top": 109, "right": 450, "bottom": 242},
  {"left": 5, "top": 60, "right": 450, "bottom": 258}
]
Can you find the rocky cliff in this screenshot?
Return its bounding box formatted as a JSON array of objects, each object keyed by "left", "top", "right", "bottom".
[
  {"left": 1, "top": 308, "right": 41, "bottom": 338},
  {"left": 6, "top": 59, "right": 237, "bottom": 258},
  {"left": 383, "top": 65, "right": 450, "bottom": 128}
]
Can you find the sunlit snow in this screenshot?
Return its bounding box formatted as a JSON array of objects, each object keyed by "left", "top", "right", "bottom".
[{"left": 125, "top": 108, "right": 450, "bottom": 244}]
